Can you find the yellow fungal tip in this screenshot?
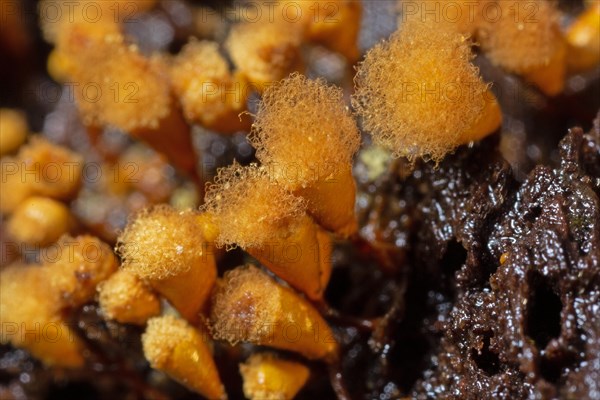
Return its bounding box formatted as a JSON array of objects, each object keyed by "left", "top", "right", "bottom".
[
  {"left": 250, "top": 73, "right": 360, "bottom": 186},
  {"left": 117, "top": 205, "right": 209, "bottom": 280},
  {"left": 566, "top": 3, "right": 600, "bottom": 72},
  {"left": 203, "top": 163, "right": 306, "bottom": 249},
  {"left": 479, "top": 0, "right": 563, "bottom": 75}
]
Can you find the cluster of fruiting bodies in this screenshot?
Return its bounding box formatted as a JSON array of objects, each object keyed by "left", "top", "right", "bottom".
[{"left": 1, "top": 0, "right": 599, "bottom": 398}]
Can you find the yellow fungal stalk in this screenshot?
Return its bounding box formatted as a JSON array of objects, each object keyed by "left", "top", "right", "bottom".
[
  {"left": 248, "top": 214, "right": 333, "bottom": 301},
  {"left": 98, "top": 270, "right": 161, "bottom": 325},
  {"left": 566, "top": 1, "right": 600, "bottom": 73},
  {"left": 210, "top": 265, "right": 339, "bottom": 362},
  {"left": 6, "top": 196, "right": 71, "bottom": 246},
  {"left": 117, "top": 205, "right": 217, "bottom": 321},
  {"left": 203, "top": 163, "right": 332, "bottom": 300},
  {"left": 170, "top": 39, "right": 250, "bottom": 133},
  {"left": 0, "top": 108, "right": 27, "bottom": 156},
  {"left": 353, "top": 19, "right": 501, "bottom": 163},
  {"left": 478, "top": 0, "right": 566, "bottom": 95},
  {"left": 226, "top": 19, "right": 303, "bottom": 92},
  {"left": 142, "top": 315, "right": 226, "bottom": 399},
  {"left": 0, "top": 137, "right": 83, "bottom": 214},
  {"left": 0, "top": 235, "right": 117, "bottom": 367},
  {"left": 56, "top": 19, "right": 198, "bottom": 177},
  {"left": 240, "top": 353, "right": 310, "bottom": 400},
  {"left": 249, "top": 73, "right": 361, "bottom": 236}
]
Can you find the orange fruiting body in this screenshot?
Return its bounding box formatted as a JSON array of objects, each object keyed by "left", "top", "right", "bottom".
[
  {"left": 0, "top": 235, "right": 117, "bottom": 367},
  {"left": 240, "top": 353, "right": 310, "bottom": 400},
  {"left": 478, "top": 0, "right": 566, "bottom": 95},
  {"left": 210, "top": 265, "right": 339, "bottom": 362},
  {"left": 117, "top": 205, "right": 217, "bottom": 321},
  {"left": 0, "top": 264, "right": 86, "bottom": 367},
  {"left": 1, "top": 137, "right": 83, "bottom": 214},
  {"left": 353, "top": 20, "right": 501, "bottom": 163},
  {"left": 227, "top": 19, "right": 304, "bottom": 92},
  {"left": 142, "top": 315, "right": 226, "bottom": 399},
  {"left": 170, "top": 39, "right": 251, "bottom": 133},
  {"left": 55, "top": 19, "right": 198, "bottom": 177},
  {"left": 98, "top": 270, "right": 161, "bottom": 325},
  {"left": 250, "top": 73, "right": 361, "bottom": 236},
  {"left": 7, "top": 196, "right": 71, "bottom": 246},
  {"left": 203, "top": 163, "right": 332, "bottom": 300}
]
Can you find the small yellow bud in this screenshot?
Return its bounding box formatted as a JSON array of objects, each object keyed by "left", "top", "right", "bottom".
[
  {"left": 301, "top": 0, "right": 362, "bottom": 61},
  {"left": 240, "top": 353, "right": 310, "bottom": 400},
  {"left": 98, "top": 270, "right": 161, "bottom": 325},
  {"left": 142, "top": 315, "right": 226, "bottom": 399},
  {"left": 479, "top": 0, "right": 566, "bottom": 96},
  {"left": 226, "top": 20, "right": 303, "bottom": 92},
  {"left": 7, "top": 196, "right": 71, "bottom": 246}
]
